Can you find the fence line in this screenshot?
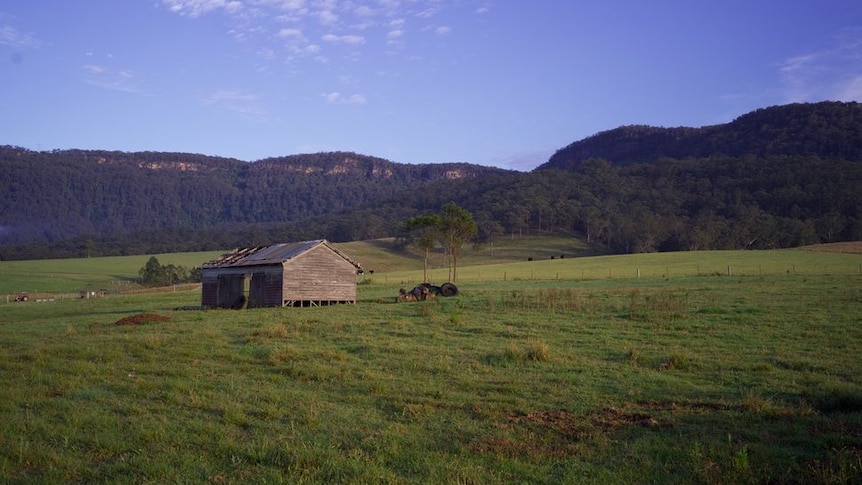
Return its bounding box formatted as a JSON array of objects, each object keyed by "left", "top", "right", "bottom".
[
  {"left": 120, "top": 283, "right": 201, "bottom": 295},
  {"left": 2, "top": 283, "right": 202, "bottom": 305},
  {"left": 376, "top": 262, "right": 862, "bottom": 286}
]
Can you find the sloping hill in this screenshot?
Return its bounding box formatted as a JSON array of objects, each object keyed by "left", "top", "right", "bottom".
[{"left": 539, "top": 101, "right": 862, "bottom": 170}]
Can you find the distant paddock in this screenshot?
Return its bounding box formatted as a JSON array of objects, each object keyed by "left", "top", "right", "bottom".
[{"left": 2, "top": 283, "right": 201, "bottom": 305}]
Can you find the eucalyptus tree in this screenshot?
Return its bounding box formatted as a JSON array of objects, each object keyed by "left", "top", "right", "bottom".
[
  {"left": 404, "top": 213, "right": 442, "bottom": 283},
  {"left": 438, "top": 202, "right": 477, "bottom": 282}
]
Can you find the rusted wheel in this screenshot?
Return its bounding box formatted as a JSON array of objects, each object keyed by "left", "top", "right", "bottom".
[{"left": 440, "top": 282, "right": 458, "bottom": 297}]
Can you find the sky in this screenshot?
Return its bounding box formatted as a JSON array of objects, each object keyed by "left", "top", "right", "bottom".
[{"left": 2, "top": 1, "right": 862, "bottom": 171}]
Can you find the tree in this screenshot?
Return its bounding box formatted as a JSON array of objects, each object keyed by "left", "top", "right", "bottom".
[
  {"left": 137, "top": 256, "right": 199, "bottom": 286},
  {"left": 139, "top": 256, "right": 167, "bottom": 286},
  {"left": 404, "top": 213, "right": 442, "bottom": 283},
  {"left": 437, "top": 202, "right": 477, "bottom": 282}
]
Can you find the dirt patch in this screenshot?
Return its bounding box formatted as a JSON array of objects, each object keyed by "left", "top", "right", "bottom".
[
  {"left": 472, "top": 407, "right": 673, "bottom": 458},
  {"left": 590, "top": 407, "right": 673, "bottom": 430},
  {"left": 114, "top": 313, "right": 171, "bottom": 326},
  {"left": 510, "top": 407, "right": 672, "bottom": 432},
  {"left": 799, "top": 241, "right": 862, "bottom": 254}
]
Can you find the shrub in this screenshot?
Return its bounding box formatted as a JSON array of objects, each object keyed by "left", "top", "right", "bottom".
[
  {"left": 662, "top": 352, "right": 691, "bottom": 370},
  {"left": 526, "top": 340, "right": 550, "bottom": 362}
]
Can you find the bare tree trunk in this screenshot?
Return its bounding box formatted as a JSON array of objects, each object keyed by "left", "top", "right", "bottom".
[{"left": 452, "top": 252, "right": 458, "bottom": 282}]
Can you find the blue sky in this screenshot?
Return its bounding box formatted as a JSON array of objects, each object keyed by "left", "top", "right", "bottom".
[{"left": 2, "top": 1, "right": 861, "bottom": 170}]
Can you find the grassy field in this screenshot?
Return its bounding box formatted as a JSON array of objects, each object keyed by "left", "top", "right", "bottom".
[
  {"left": 0, "top": 251, "right": 225, "bottom": 296},
  {"left": 1, "top": 242, "right": 861, "bottom": 483},
  {"left": 0, "top": 235, "right": 604, "bottom": 296},
  {"left": 3, "top": 235, "right": 860, "bottom": 295}
]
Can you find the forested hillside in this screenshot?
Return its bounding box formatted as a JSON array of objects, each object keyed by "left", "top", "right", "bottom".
[
  {"left": 541, "top": 101, "right": 862, "bottom": 169},
  {"left": 1, "top": 101, "right": 860, "bottom": 260},
  {"left": 0, "top": 149, "right": 504, "bottom": 258}
]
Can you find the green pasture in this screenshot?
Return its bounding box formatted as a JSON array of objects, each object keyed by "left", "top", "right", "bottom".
[
  {"left": 0, "top": 251, "right": 224, "bottom": 295},
  {"left": 0, "top": 236, "right": 588, "bottom": 295},
  {"left": 377, "top": 247, "right": 862, "bottom": 289},
  {"left": 1, "top": 245, "right": 861, "bottom": 483},
  {"left": 3, "top": 235, "right": 861, "bottom": 297}
]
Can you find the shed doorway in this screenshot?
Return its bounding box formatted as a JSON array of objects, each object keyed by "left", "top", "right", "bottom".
[
  {"left": 214, "top": 273, "right": 269, "bottom": 309},
  {"left": 248, "top": 272, "right": 266, "bottom": 308}
]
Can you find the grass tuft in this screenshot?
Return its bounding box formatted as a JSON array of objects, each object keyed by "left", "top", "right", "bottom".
[
  {"left": 624, "top": 348, "right": 643, "bottom": 366},
  {"left": 525, "top": 339, "right": 550, "bottom": 362},
  {"left": 661, "top": 351, "right": 692, "bottom": 371}
]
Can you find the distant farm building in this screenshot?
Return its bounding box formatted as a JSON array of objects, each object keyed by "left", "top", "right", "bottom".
[{"left": 200, "top": 240, "right": 363, "bottom": 308}]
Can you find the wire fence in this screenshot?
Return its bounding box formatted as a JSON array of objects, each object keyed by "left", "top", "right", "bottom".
[
  {"left": 367, "top": 261, "right": 862, "bottom": 287},
  {"left": 2, "top": 283, "right": 201, "bottom": 305}
]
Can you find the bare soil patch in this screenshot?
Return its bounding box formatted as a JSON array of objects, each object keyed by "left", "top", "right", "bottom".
[
  {"left": 114, "top": 313, "right": 171, "bottom": 326},
  {"left": 800, "top": 241, "right": 862, "bottom": 254},
  {"left": 472, "top": 407, "right": 673, "bottom": 458}
]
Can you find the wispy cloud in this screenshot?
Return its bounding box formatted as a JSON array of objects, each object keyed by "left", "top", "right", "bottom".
[
  {"left": 416, "top": 7, "right": 440, "bottom": 19},
  {"left": 161, "top": 0, "right": 243, "bottom": 18},
  {"left": 322, "top": 33, "right": 365, "bottom": 45},
  {"left": 0, "top": 23, "right": 42, "bottom": 48},
  {"left": 201, "top": 89, "right": 268, "bottom": 118},
  {"left": 159, "top": 0, "right": 478, "bottom": 59},
  {"left": 159, "top": 0, "right": 485, "bottom": 101},
  {"left": 82, "top": 64, "right": 147, "bottom": 94},
  {"left": 277, "top": 26, "right": 322, "bottom": 58},
  {"left": 278, "top": 27, "right": 303, "bottom": 38},
  {"left": 778, "top": 27, "right": 862, "bottom": 103},
  {"left": 321, "top": 91, "right": 366, "bottom": 104},
  {"left": 386, "top": 18, "right": 406, "bottom": 46}
]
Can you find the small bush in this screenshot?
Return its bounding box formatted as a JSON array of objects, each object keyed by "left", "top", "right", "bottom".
[
  {"left": 662, "top": 352, "right": 691, "bottom": 370},
  {"left": 502, "top": 344, "right": 524, "bottom": 363},
  {"left": 739, "top": 389, "right": 776, "bottom": 414},
  {"left": 526, "top": 340, "right": 550, "bottom": 362},
  {"left": 625, "top": 348, "right": 643, "bottom": 366},
  {"left": 253, "top": 324, "right": 291, "bottom": 339}
]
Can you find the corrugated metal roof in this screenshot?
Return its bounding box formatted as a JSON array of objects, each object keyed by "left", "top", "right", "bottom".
[{"left": 202, "top": 239, "right": 360, "bottom": 269}]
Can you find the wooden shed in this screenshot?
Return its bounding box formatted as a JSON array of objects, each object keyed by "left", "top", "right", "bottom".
[{"left": 200, "top": 239, "right": 362, "bottom": 308}]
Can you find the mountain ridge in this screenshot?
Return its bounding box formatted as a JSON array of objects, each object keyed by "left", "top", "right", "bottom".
[{"left": 540, "top": 101, "right": 862, "bottom": 170}]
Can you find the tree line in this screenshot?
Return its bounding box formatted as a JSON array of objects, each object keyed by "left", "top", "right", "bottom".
[{"left": 138, "top": 256, "right": 201, "bottom": 287}]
